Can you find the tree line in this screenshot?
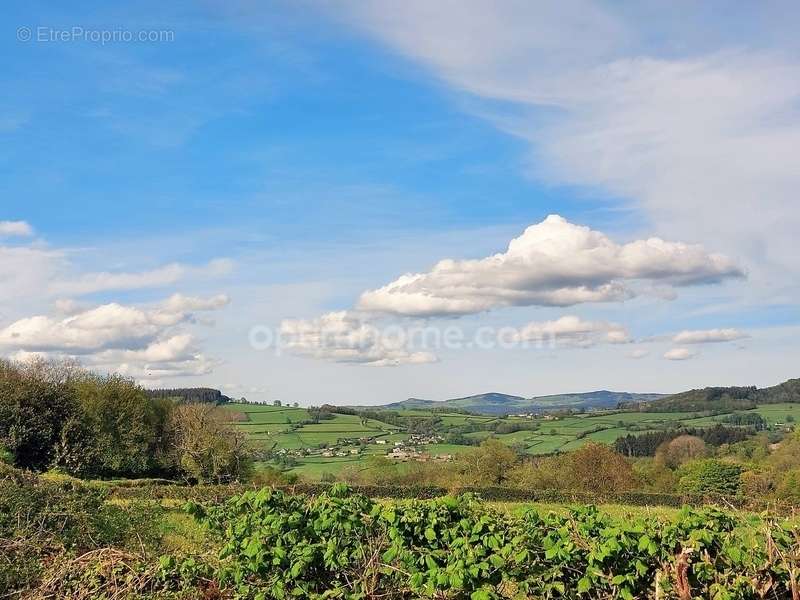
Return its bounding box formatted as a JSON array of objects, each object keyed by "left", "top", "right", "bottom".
[
  {"left": 636, "top": 377, "right": 800, "bottom": 412},
  {"left": 613, "top": 424, "right": 754, "bottom": 457},
  {"left": 145, "top": 387, "right": 232, "bottom": 405},
  {"left": 0, "top": 359, "right": 250, "bottom": 482}
]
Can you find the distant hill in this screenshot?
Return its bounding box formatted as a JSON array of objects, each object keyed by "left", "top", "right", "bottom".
[
  {"left": 643, "top": 378, "right": 800, "bottom": 412},
  {"left": 382, "top": 391, "right": 666, "bottom": 415},
  {"left": 145, "top": 387, "right": 232, "bottom": 405},
  {"left": 386, "top": 393, "right": 528, "bottom": 413}
]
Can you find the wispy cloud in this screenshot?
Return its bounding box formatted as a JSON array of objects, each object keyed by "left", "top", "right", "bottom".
[
  {"left": 0, "top": 220, "right": 34, "bottom": 237},
  {"left": 49, "top": 258, "right": 234, "bottom": 296},
  {"left": 673, "top": 328, "right": 749, "bottom": 344},
  {"left": 664, "top": 347, "right": 698, "bottom": 361}
]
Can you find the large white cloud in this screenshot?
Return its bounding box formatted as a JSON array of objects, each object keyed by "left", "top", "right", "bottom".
[
  {"left": 0, "top": 294, "right": 229, "bottom": 380},
  {"left": 280, "top": 311, "right": 438, "bottom": 367},
  {"left": 0, "top": 220, "right": 235, "bottom": 381},
  {"left": 92, "top": 335, "right": 219, "bottom": 380},
  {"left": 357, "top": 215, "right": 742, "bottom": 317},
  {"left": 673, "top": 328, "right": 748, "bottom": 344},
  {"left": 0, "top": 304, "right": 163, "bottom": 353}
]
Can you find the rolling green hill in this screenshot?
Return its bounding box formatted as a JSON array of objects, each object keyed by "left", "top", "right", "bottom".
[
  {"left": 383, "top": 390, "right": 666, "bottom": 415},
  {"left": 642, "top": 378, "right": 800, "bottom": 412}
]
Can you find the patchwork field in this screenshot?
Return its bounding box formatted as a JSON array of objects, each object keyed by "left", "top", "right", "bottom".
[
  {"left": 223, "top": 402, "right": 792, "bottom": 479},
  {"left": 461, "top": 410, "right": 708, "bottom": 454},
  {"left": 679, "top": 402, "right": 800, "bottom": 427},
  {"left": 223, "top": 404, "right": 412, "bottom": 478}
]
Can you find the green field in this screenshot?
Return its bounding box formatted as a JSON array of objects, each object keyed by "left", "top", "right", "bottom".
[
  {"left": 680, "top": 403, "right": 800, "bottom": 427},
  {"left": 224, "top": 404, "right": 413, "bottom": 477},
  {"left": 457, "top": 410, "right": 709, "bottom": 455},
  {"left": 223, "top": 402, "right": 795, "bottom": 479},
  {"left": 224, "top": 403, "right": 515, "bottom": 478}
]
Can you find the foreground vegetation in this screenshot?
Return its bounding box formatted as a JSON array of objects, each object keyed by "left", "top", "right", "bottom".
[
  {"left": 5, "top": 359, "right": 800, "bottom": 597},
  {"left": 185, "top": 485, "right": 800, "bottom": 599},
  {"left": 3, "top": 466, "right": 800, "bottom": 599}
]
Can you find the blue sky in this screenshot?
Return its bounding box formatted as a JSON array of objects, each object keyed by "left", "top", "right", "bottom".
[
  {"left": 2, "top": 2, "right": 799, "bottom": 404},
  {"left": 4, "top": 1, "right": 562, "bottom": 240}
]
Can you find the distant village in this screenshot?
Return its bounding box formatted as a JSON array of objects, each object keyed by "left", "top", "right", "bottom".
[{"left": 271, "top": 432, "right": 453, "bottom": 462}]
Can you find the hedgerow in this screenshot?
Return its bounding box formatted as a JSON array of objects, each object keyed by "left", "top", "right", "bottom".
[
  {"left": 110, "top": 481, "right": 766, "bottom": 510},
  {"left": 174, "top": 484, "right": 800, "bottom": 599}
]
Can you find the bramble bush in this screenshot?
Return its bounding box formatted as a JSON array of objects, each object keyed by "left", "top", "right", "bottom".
[{"left": 178, "top": 484, "right": 800, "bottom": 599}]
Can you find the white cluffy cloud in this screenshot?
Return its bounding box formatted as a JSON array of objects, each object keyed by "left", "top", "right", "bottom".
[
  {"left": 0, "top": 220, "right": 34, "bottom": 237},
  {"left": 357, "top": 215, "right": 742, "bottom": 317},
  {"left": 0, "top": 294, "right": 230, "bottom": 380},
  {"left": 515, "top": 315, "right": 630, "bottom": 348},
  {"left": 280, "top": 311, "right": 438, "bottom": 367},
  {"left": 664, "top": 348, "right": 697, "bottom": 361},
  {"left": 673, "top": 328, "right": 749, "bottom": 344}
]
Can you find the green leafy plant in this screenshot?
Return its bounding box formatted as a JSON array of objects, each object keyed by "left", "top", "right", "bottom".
[{"left": 177, "top": 485, "right": 800, "bottom": 599}]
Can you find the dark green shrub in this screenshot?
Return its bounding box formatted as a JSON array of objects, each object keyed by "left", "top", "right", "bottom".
[{"left": 678, "top": 459, "right": 743, "bottom": 495}]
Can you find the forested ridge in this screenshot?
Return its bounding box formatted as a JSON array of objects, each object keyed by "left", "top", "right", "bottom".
[
  {"left": 145, "top": 387, "right": 232, "bottom": 405},
  {"left": 634, "top": 378, "right": 800, "bottom": 412}
]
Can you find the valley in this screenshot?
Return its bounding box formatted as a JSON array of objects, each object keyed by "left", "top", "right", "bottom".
[{"left": 223, "top": 390, "right": 800, "bottom": 480}]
